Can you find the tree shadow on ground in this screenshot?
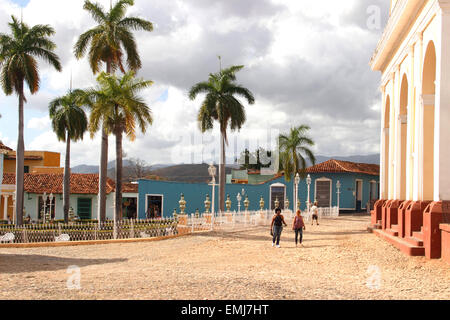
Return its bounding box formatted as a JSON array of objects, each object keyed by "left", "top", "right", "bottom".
[{"left": 0, "top": 254, "right": 128, "bottom": 274}]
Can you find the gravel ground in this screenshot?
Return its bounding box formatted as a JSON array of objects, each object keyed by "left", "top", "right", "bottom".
[{"left": 0, "top": 215, "right": 448, "bottom": 300}]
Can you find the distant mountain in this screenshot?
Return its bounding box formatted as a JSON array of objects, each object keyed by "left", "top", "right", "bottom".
[
  {"left": 71, "top": 154, "right": 380, "bottom": 182},
  {"left": 151, "top": 164, "right": 234, "bottom": 184},
  {"left": 71, "top": 164, "right": 99, "bottom": 174},
  {"left": 72, "top": 161, "right": 172, "bottom": 174}
]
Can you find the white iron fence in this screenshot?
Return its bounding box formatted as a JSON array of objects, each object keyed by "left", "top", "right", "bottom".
[
  {"left": 0, "top": 207, "right": 339, "bottom": 244},
  {"left": 0, "top": 219, "right": 180, "bottom": 244}
]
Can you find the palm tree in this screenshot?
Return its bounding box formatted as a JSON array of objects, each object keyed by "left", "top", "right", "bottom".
[
  {"left": 74, "top": 0, "right": 153, "bottom": 222},
  {"left": 49, "top": 90, "right": 88, "bottom": 223},
  {"left": 85, "top": 71, "right": 153, "bottom": 221},
  {"left": 0, "top": 16, "right": 61, "bottom": 225},
  {"left": 278, "top": 125, "right": 316, "bottom": 182},
  {"left": 189, "top": 65, "right": 255, "bottom": 212}
]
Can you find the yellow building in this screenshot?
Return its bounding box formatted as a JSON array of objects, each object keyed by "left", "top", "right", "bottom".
[
  {"left": 0, "top": 142, "right": 63, "bottom": 222},
  {"left": 370, "top": 0, "right": 450, "bottom": 262},
  {"left": 3, "top": 150, "right": 62, "bottom": 174}
]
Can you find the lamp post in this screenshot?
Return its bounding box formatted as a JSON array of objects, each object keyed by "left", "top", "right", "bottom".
[
  {"left": 244, "top": 195, "right": 250, "bottom": 212},
  {"left": 226, "top": 194, "right": 232, "bottom": 212},
  {"left": 43, "top": 192, "right": 48, "bottom": 223},
  {"left": 49, "top": 193, "right": 54, "bottom": 221},
  {"left": 306, "top": 174, "right": 312, "bottom": 213},
  {"left": 179, "top": 194, "right": 186, "bottom": 214},
  {"left": 208, "top": 163, "right": 217, "bottom": 215},
  {"left": 204, "top": 194, "right": 211, "bottom": 214},
  {"left": 68, "top": 207, "right": 75, "bottom": 222},
  {"left": 294, "top": 173, "right": 300, "bottom": 213},
  {"left": 336, "top": 180, "right": 341, "bottom": 211},
  {"left": 12, "top": 191, "right": 16, "bottom": 225},
  {"left": 236, "top": 193, "right": 242, "bottom": 213}
]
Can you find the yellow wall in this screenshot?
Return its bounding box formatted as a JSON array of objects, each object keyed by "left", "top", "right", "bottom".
[
  {"left": 32, "top": 167, "right": 64, "bottom": 174},
  {"left": 0, "top": 195, "right": 13, "bottom": 221},
  {"left": 3, "top": 151, "right": 61, "bottom": 173}
]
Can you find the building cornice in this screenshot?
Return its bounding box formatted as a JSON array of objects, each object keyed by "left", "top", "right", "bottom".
[{"left": 370, "top": 0, "right": 426, "bottom": 72}]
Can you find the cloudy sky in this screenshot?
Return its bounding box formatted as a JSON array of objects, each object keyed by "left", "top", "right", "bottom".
[{"left": 0, "top": 0, "right": 390, "bottom": 167}]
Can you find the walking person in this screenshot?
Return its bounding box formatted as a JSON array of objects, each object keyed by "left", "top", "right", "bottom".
[
  {"left": 271, "top": 208, "right": 287, "bottom": 248},
  {"left": 292, "top": 209, "right": 306, "bottom": 247},
  {"left": 311, "top": 201, "right": 319, "bottom": 226}
]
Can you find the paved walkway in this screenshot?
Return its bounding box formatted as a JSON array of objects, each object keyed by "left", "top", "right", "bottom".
[{"left": 0, "top": 216, "right": 448, "bottom": 300}]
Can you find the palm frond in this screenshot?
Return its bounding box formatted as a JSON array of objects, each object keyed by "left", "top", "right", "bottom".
[{"left": 83, "top": 0, "right": 107, "bottom": 24}]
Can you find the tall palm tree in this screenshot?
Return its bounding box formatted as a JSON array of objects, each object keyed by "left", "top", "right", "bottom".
[
  {"left": 0, "top": 16, "right": 61, "bottom": 225},
  {"left": 85, "top": 71, "right": 153, "bottom": 221},
  {"left": 74, "top": 0, "right": 153, "bottom": 222},
  {"left": 49, "top": 90, "right": 88, "bottom": 223},
  {"left": 278, "top": 125, "right": 316, "bottom": 182},
  {"left": 189, "top": 65, "right": 255, "bottom": 212}
]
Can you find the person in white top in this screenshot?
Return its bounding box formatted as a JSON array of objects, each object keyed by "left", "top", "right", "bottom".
[{"left": 310, "top": 201, "right": 319, "bottom": 226}]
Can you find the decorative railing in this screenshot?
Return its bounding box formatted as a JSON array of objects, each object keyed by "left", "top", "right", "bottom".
[
  {"left": 0, "top": 207, "right": 340, "bottom": 244},
  {"left": 0, "top": 218, "right": 179, "bottom": 244}
]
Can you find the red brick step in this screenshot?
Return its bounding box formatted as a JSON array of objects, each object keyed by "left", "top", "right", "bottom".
[{"left": 372, "top": 229, "right": 425, "bottom": 256}]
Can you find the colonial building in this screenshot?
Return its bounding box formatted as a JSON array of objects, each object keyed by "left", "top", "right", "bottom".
[
  {"left": 138, "top": 160, "right": 379, "bottom": 218},
  {"left": 0, "top": 142, "right": 63, "bottom": 221},
  {"left": 370, "top": 0, "right": 450, "bottom": 262},
  {"left": 0, "top": 172, "right": 138, "bottom": 222}
]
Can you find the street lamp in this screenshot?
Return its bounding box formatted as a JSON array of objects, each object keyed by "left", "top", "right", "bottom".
[
  {"left": 294, "top": 173, "right": 300, "bottom": 213},
  {"left": 336, "top": 180, "right": 341, "bottom": 211},
  {"left": 306, "top": 174, "right": 312, "bottom": 213},
  {"left": 43, "top": 192, "right": 48, "bottom": 223},
  {"left": 236, "top": 193, "right": 242, "bottom": 213},
  {"left": 208, "top": 163, "right": 217, "bottom": 216},
  {"left": 49, "top": 193, "right": 54, "bottom": 221},
  {"left": 12, "top": 191, "right": 16, "bottom": 225}
]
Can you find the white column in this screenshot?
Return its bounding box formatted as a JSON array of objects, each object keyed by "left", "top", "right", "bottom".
[
  {"left": 0, "top": 153, "right": 3, "bottom": 188},
  {"left": 389, "top": 70, "right": 398, "bottom": 200},
  {"left": 388, "top": 73, "right": 396, "bottom": 200},
  {"left": 406, "top": 45, "right": 415, "bottom": 201},
  {"left": 436, "top": 4, "right": 450, "bottom": 201},
  {"left": 380, "top": 86, "right": 387, "bottom": 199},
  {"left": 414, "top": 33, "right": 424, "bottom": 201},
  {"left": 3, "top": 195, "right": 8, "bottom": 221},
  {"left": 0, "top": 153, "right": 3, "bottom": 214},
  {"left": 381, "top": 128, "right": 389, "bottom": 198}
]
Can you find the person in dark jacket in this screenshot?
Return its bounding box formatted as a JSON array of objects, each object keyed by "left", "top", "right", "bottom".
[
  {"left": 292, "top": 209, "right": 306, "bottom": 247},
  {"left": 271, "top": 208, "right": 287, "bottom": 248}
]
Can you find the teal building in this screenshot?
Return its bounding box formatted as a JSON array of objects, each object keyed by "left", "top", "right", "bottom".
[{"left": 137, "top": 160, "right": 380, "bottom": 218}]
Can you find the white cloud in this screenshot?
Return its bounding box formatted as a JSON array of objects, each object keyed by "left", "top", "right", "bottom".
[
  {"left": 27, "top": 116, "right": 51, "bottom": 130},
  {"left": 0, "top": 0, "right": 388, "bottom": 167}
]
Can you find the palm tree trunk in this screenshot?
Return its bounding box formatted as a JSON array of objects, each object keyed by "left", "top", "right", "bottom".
[
  {"left": 115, "top": 127, "right": 123, "bottom": 221},
  {"left": 15, "top": 83, "right": 25, "bottom": 226},
  {"left": 219, "top": 129, "right": 226, "bottom": 213},
  {"left": 97, "top": 61, "right": 111, "bottom": 223},
  {"left": 98, "top": 126, "right": 108, "bottom": 222},
  {"left": 63, "top": 131, "right": 70, "bottom": 223}
]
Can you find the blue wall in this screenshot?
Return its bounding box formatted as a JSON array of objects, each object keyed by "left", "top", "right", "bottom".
[{"left": 138, "top": 173, "right": 379, "bottom": 218}]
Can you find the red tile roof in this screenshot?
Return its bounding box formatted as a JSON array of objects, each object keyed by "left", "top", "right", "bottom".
[
  {"left": 122, "top": 183, "right": 139, "bottom": 193},
  {"left": 306, "top": 159, "right": 380, "bottom": 176},
  {"left": 0, "top": 142, "right": 12, "bottom": 153},
  {"left": 2, "top": 173, "right": 117, "bottom": 194},
  {"left": 4, "top": 154, "right": 44, "bottom": 161}
]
